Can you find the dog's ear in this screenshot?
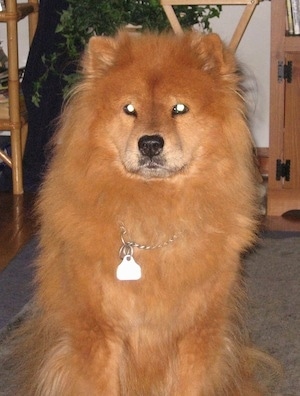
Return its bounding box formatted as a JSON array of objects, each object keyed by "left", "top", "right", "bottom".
[
  {"left": 191, "top": 33, "right": 235, "bottom": 75},
  {"left": 83, "top": 36, "right": 118, "bottom": 77}
]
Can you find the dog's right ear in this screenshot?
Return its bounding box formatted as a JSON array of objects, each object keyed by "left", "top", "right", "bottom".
[{"left": 83, "top": 36, "right": 118, "bottom": 77}]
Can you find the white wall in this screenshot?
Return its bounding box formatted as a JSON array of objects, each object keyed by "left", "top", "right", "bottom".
[
  {"left": 210, "top": 2, "right": 271, "bottom": 147},
  {"left": 0, "top": 1, "right": 271, "bottom": 147}
]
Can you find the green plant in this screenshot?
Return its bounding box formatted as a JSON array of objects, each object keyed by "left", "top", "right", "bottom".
[{"left": 32, "top": 0, "right": 222, "bottom": 107}]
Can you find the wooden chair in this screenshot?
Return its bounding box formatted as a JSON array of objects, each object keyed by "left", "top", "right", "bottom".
[
  {"left": 160, "top": 0, "right": 261, "bottom": 52},
  {"left": 0, "top": 0, "right": 38, "bottom": 194}
]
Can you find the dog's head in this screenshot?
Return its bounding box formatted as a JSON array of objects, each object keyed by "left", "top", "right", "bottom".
[{"left": 62, "top": 31, "right": 249, "bottom": 181}]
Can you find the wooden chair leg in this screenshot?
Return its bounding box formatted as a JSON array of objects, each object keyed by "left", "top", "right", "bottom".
[
  {"left": 162, "top": 5, "right": 183, "bottom": 34},
  {"left": 10, "top": 126, "right": 23, "bottom": 195},
  {"left": 28, "top": 0, "right": 39, "bottom": 45},
  {"left": 21, "top": 123, "right": 28, "bottom": 156},
  {"left": 229, "top": 3, "right": 259, "bottom": 51},
  {"left": 161, "top": 1, "right": 261, "bottom": 52}
]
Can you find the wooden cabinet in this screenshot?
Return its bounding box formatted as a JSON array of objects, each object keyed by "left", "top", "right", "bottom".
[
  {"left": 0, "top": 1, "right": 38, "bottom": 194},
  {"left": 268, "top": 0, "right": 300, "bottom": 215}
]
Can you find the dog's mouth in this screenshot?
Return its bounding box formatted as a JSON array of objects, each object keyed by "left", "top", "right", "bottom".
[
  {"left": 136, "top": 154, "right": 187, "bottom": 178},
  {"left": 137, "top": 156, "right": 170, "bottom": 178},
  {"left": 139, "top": 155, "right": 164, "bottom": 169}
]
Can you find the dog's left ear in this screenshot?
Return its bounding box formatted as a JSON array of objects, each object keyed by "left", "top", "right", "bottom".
[
  {"left": 83, "top": 36, "right": 118, "bottom": 77},
  {"left": 191, "top": 33, "right": 235, "bottom": 75}
]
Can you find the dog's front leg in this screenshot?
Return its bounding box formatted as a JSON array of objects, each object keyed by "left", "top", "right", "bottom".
[
  {"left": 170, "top": 329, "right": 241, "bottom": 396},
  {"left": 171, "top": 336, "right": 265, "bottom": 396},
  {"left": 35, "top": 335, "right": 122, "bottom": 396}
]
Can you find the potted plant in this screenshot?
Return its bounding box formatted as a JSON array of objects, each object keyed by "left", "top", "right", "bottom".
[{"left": 32, "top": 0, "right": 222, "bottom": 106}]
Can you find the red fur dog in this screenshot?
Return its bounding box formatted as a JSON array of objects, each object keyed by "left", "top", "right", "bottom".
[{"left": 3, "top": 32, "right": 269, "bottom": 395}]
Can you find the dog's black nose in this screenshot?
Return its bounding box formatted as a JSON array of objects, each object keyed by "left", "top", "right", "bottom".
[{"left": 138, "top": 135, "right": 164, "bottom": 158}]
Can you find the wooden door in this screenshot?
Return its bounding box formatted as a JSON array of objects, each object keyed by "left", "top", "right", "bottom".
[{"left": 283, "top": 53, "right": 300, "bottom": 189}]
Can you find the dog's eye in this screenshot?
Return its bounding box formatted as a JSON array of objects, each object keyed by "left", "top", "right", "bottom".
[
  {"left": 123, "top": 104, "right": 137, "bottom": 117},
  {"left": 172, "top": 103, "right": 189, "bottom": 116}
]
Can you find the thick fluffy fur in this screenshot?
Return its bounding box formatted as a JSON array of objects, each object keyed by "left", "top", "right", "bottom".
[{"left": 1, "top": 32, "right": 267, "bottom": 395}]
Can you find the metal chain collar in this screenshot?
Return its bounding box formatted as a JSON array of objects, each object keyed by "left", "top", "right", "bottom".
[{"left": 119, "top": 224, "right": 181, "bottom": 259}]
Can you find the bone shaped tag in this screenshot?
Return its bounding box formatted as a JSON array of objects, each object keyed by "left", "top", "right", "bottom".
[{"left": 116, "top": 255, "right": 142, "bottom": 281}]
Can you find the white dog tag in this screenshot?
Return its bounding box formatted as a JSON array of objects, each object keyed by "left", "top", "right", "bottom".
[{"left": 117, "top": 255, "right": 142, "bottom": 281}]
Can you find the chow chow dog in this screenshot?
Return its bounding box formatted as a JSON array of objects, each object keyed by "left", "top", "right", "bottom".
[{"left": 1, "top": 31, "right": 272, "bottom": 395}]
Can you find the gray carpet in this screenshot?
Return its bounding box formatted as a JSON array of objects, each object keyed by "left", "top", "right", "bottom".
[
  {"left": 0, "top": 233, "right": 299, "bottom": 395},
  {"left": 245, "top": 235, "right": 300, "bottom": 395},
  {"left": 0, "top": 238, "right": 37, "bottom": 329}
]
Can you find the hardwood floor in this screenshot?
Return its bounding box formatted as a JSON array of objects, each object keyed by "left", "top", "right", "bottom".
[
  {"left": 0, "top": 192, "right": 37, "bottom": 271},
  {"left": 0, "top": 191, "right": 300, "bottom": 272}
]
